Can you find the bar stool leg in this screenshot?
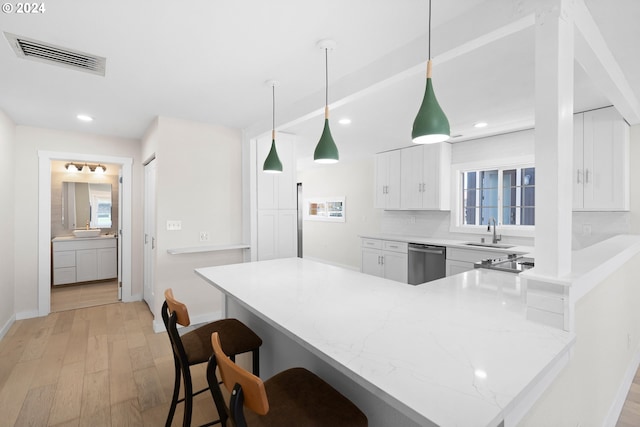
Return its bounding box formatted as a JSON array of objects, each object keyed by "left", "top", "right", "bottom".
[
  {"left": 252, "top": 349, "right": 260, "bottom": 377},
  {"left": 166, "top": 357, "right": 182, "bottom": 427}
]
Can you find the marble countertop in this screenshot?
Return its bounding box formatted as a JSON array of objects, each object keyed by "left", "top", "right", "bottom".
[
  {"left": 196, "top": 258, "right": 573, "bottom": 427},
  {"left": 359, "top": 233, "right": 535, "bottom": 256}
]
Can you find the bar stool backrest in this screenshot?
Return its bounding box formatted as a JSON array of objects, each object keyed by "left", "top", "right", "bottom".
[
  {"left": 211, "top": 332, "right": 270, "bottom": 416},
  {"left": 164, "top": 288, "right": 191, "bottom": 327}
]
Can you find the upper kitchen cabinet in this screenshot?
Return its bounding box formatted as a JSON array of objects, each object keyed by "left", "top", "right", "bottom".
[
  {"left": 400, "top": 143, "right": 451, "bottom": 210},
  {"left": 374, "top": 150, "right": 401, "bottom": 209},
  {"left": 573, "top": 107, "right": 629, "bottom": 211},
  {"left": 257, "top": 133, "right": 297, "bottom": 210}
]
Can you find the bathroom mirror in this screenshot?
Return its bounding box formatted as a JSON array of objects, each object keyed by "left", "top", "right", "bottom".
[{"left": 62, "top": 182, "right": 112, "bottom": 229}]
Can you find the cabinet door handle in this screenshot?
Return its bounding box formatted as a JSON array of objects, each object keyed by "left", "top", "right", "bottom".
[
  {"left": 380, "top": 256, "right": 384, "bottom": 265},
  {"left": 585, "top": 169, "right": 590, "bottom": 183},
  {"left": 577, "top": 169, "right": 582, "bottom": 184},
  {"left": 152, "top": 237, "right": 156, "bottom": 250}
]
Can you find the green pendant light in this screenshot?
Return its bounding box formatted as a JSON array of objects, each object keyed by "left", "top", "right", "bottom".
[
  {"left": 263, "top": 81, "right": 283, "bottom": 173},
  {"left": 412, "top": 0, "right": 450, "bottom": 144},
  {"left": 314, "top": 40, "right": 339, "bottom": 164}
]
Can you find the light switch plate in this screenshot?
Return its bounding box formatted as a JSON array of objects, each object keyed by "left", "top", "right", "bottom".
[{"left": 167, "top": 220, "right": 182, "bottom": 231}]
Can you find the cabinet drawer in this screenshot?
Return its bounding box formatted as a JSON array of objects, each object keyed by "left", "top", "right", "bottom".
[
  {"left": 361, "top": 238, "right": 382, "bottom": 250},
  {"left": 53, "top": 267, "right": 76, "bottom": 285},
  {"left": 527, "top": 292, "right": 565, "bottom": 314},
  {"left": 383, "top": 241, "right": 407, "bottom": 253},
  {"left": 53, "top": 251, "right": 75, "bottom": 268}
]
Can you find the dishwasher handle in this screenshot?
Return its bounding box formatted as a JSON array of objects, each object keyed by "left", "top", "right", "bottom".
[{"left": 408, "top": 245, "right": 445, "bottom": 255}]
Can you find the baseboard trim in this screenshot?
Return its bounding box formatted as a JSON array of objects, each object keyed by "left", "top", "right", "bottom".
[
  {"left": 0, "top": 314, "right": 16, "bottom": 341},
  {"left": 16, "top": 310, "right": 40, "bottom": 320},
  {"left": 604, "top": 343, "right": 640, "bottom": 427}
]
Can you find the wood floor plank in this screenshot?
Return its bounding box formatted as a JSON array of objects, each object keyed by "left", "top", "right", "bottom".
[
  {"left": 14, "top": 383, "right": 56, "bottom": 426},
  {"left": 85, "top": 334, "right": 109, "bottom": 374},
  {"left": 19, "top": 325, "right": 54, "bottom": 362},
  {"left": 31, "top": 331, "right": 70, "bottom": 388},
  {"left": 133, "top": 366, "right": 166, "bottom": 411},
  {"left": 110, "top": 398, "right": 143, "bottom": 427},
  {"left": 48, "top": 360, "right": 85, "bottom": 426},
  {"left": 79, "top": 370, "right": 111, "bottom": 424},
  {"left": 0, "top": 359, "right": 39, "bottom": 427},
  {"left": 129, "top": 344, "right": 155, "bottom": 371},
  {"left": 109, "top": 339, "right": 138, "bottom": 405}
]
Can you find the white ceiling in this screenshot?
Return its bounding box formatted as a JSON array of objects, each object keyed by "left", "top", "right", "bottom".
[{"left": 1, "top": 0, "right": 638, "bottom": 170}]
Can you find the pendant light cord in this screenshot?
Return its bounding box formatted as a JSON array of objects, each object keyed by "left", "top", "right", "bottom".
[
  {"left": 325, "top": 48, "right": 329, "bottom": 116},
  {"left": 428, "top": 0, "right": 432, "bottom": 60},
  {"left": 272, "top": 84, "right": 275, "bottom": 134}
]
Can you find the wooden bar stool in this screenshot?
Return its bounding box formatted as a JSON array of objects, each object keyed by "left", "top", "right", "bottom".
[
  {"left": 163, "top": 289, "right": 262, "bottom": 427},
  {"left": 206, "top": 332, "right": 368, "bottom": 427}
]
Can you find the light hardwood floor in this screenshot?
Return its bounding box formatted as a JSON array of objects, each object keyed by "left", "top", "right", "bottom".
[
  {"left": 0, "top": 301, "right": 221, "bottom": 427},
  {"left": 1, "top": 300, "right": 639, "bottom": 426},
  {"left": 51, "top": 280, "right": 119, "bottom": 313}
]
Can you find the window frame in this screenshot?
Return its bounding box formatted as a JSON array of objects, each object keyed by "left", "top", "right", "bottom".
[{"left": 450, "top": 159, "right": 535, "bottom": 238}]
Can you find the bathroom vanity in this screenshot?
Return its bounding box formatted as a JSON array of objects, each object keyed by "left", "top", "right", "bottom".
[{"left": 52, "top": 235, "right": 117, "bottom": 285}]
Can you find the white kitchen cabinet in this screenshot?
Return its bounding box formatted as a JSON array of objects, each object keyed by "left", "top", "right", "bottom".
[
  {"left": 573, "top": 107, "right": 629, "bottom": 211},
  {"left": 445, "top": 247, "right": 509, "bottom": 277},
  {"left": 52, "top": 236, "right": 117, "bottom": 285},
  {"left": 361, "top": 238, "right": 408, "bottom": 283},
  {"left": 374, "top": 150, "right": 401, "bottom": 209},
  {"left": 400, "top": 143, "right": 451, "bottom": 210}
]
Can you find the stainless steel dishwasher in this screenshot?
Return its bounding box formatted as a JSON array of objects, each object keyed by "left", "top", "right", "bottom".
[{"left": 408, "top": 243, "right": 446, "bottom": 285}]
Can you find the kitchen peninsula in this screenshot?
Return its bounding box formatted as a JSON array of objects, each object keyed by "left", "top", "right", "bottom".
[{"left": 196, "top": 258, "right": 574, "bottom": 427}]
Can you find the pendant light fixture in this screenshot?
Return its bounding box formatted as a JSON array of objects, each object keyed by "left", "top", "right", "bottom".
[
  {"left": 314, "top": 39, "right": 339, "bottom": 164},
  {"left": 263, "top": 80, "right": 283, "bottom": 173},
  {"left": 412, "top": 0, "right": 450, "bottom": 144}
]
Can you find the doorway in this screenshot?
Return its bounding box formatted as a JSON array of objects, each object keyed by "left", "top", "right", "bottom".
[{"left": 38, "top": 151, "right": 133, "bottom": 317}]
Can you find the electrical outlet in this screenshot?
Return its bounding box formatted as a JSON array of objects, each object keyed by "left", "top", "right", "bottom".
[
  {"left": 199, "top": 231, "right": 210, "bottom": 242},
  {"left": 167, "top": 220, "right": 182, "bottom": 231}
]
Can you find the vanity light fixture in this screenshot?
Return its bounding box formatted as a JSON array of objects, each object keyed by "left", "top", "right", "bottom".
[
  {"left": 65, "top": 162, "right": 106, "bottom": 173},
  {"left": 313, "top": 39, "right": 339, "bottom": 164},
  {"left": 411, "top": 0, "right": 450, "bottom": 144},
  {"left": 263, "top": 80, "right": 283, "bottom": 174}
]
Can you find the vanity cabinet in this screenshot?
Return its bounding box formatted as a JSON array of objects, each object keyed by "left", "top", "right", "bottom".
[
  {"left": 573, "top": 106, "right": 629, "bottom": 211},
  {"left": 374, "top": 150, "right": 401, "bottom": 209},
  {"left": 361, "top": 238, "right": 408, "bottom": 283},
  {"left": 400, "top": 143, "right": 451, "bottom": 210},
  {"left": 52, "top": 237, "right": 117, "bottom": 285}
]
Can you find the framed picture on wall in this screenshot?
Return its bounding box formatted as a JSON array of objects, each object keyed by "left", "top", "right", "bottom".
[{"left": 303, "top": 197, "right": 345, "bottom": 222}]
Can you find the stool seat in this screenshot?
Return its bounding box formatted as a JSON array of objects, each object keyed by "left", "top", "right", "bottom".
[
  {"left": 181, "top": 318, "right": 262, "bottom": 365},
  {"left": 207, "top": 332, "right": 367, "bottom": 427},
  {"left": 244, "top": 367, "right": 368, "bottom": 427}
]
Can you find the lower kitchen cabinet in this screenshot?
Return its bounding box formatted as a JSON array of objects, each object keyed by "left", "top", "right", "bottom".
[
  {"left": 361, "top": 238, "right": 408, "bottom": 283},
  {"left": 52, "top": 236, "right": 117, "bottom": 285}
]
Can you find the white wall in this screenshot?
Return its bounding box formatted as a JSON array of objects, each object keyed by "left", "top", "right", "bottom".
[
  {"left": 298, "top": 158, "right": 381, "bottom": 270},
  {"left": 0, "top": 110, "right": 15, "bottom": 338},
  {"left": 13, "top": 126, "right": 143, "bottom": 315},
  {"left": 142, "top": 117, "right": 244, "bottom": 329}
]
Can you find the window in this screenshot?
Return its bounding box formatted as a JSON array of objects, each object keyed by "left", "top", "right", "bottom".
[{"left": 462, "top": 166, "right": 535, "bottom": 226}]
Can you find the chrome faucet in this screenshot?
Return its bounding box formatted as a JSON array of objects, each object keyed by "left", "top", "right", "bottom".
[{"left": 487, "top": 218, "right": 501, "bottom": 244}]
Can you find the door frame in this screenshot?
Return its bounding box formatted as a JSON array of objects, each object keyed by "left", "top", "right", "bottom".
[{"left": 38, "top": 151, "right": 133, "bottom": 316}]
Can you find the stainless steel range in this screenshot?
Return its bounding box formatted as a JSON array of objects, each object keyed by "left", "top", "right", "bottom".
[{"left": 474, "top": 254, "right": 535, "bottom": 273}]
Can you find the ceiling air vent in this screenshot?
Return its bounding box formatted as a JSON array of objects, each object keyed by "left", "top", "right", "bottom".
[{"left": 4, "top": 32, "right": 106, "bottom": 76}]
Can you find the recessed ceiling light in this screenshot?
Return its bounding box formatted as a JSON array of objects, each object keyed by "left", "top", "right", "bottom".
[
  {"left": 77, "top": 114, "right": 93, "bottom": 122},
  {"left": 474, "top": 369, "right": 488, "bottom": 379},
  {"left": 473, "top": 121, "right": 488, "bottom": 128},
  {"left": 338, "top": 118, "right": 351, "bottom": 125}
]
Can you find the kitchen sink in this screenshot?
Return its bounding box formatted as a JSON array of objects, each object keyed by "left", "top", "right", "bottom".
[{"left": 464, "top": 242, "right": 515, "bottom": 249}]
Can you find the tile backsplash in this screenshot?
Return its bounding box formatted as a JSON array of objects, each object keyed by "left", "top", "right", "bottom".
[{"left": 379, "top": 210, "right": 631, "bottom": 250}]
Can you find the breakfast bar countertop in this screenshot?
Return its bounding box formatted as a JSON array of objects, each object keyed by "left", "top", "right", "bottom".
[{"left": 196, "top": 258, "right": 574, "bottom": 427}]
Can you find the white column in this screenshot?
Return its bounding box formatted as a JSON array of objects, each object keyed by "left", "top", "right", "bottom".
[{"left": 534, "top": 0, "right": 574, "bottom": 277}]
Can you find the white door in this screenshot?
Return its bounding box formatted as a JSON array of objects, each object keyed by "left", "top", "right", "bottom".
[
  {"left": 143, "top": 159, "right": 157, "bottom": 310},
  {"left": 117, "top": 170, "right": 123, "bottom": 300}
]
